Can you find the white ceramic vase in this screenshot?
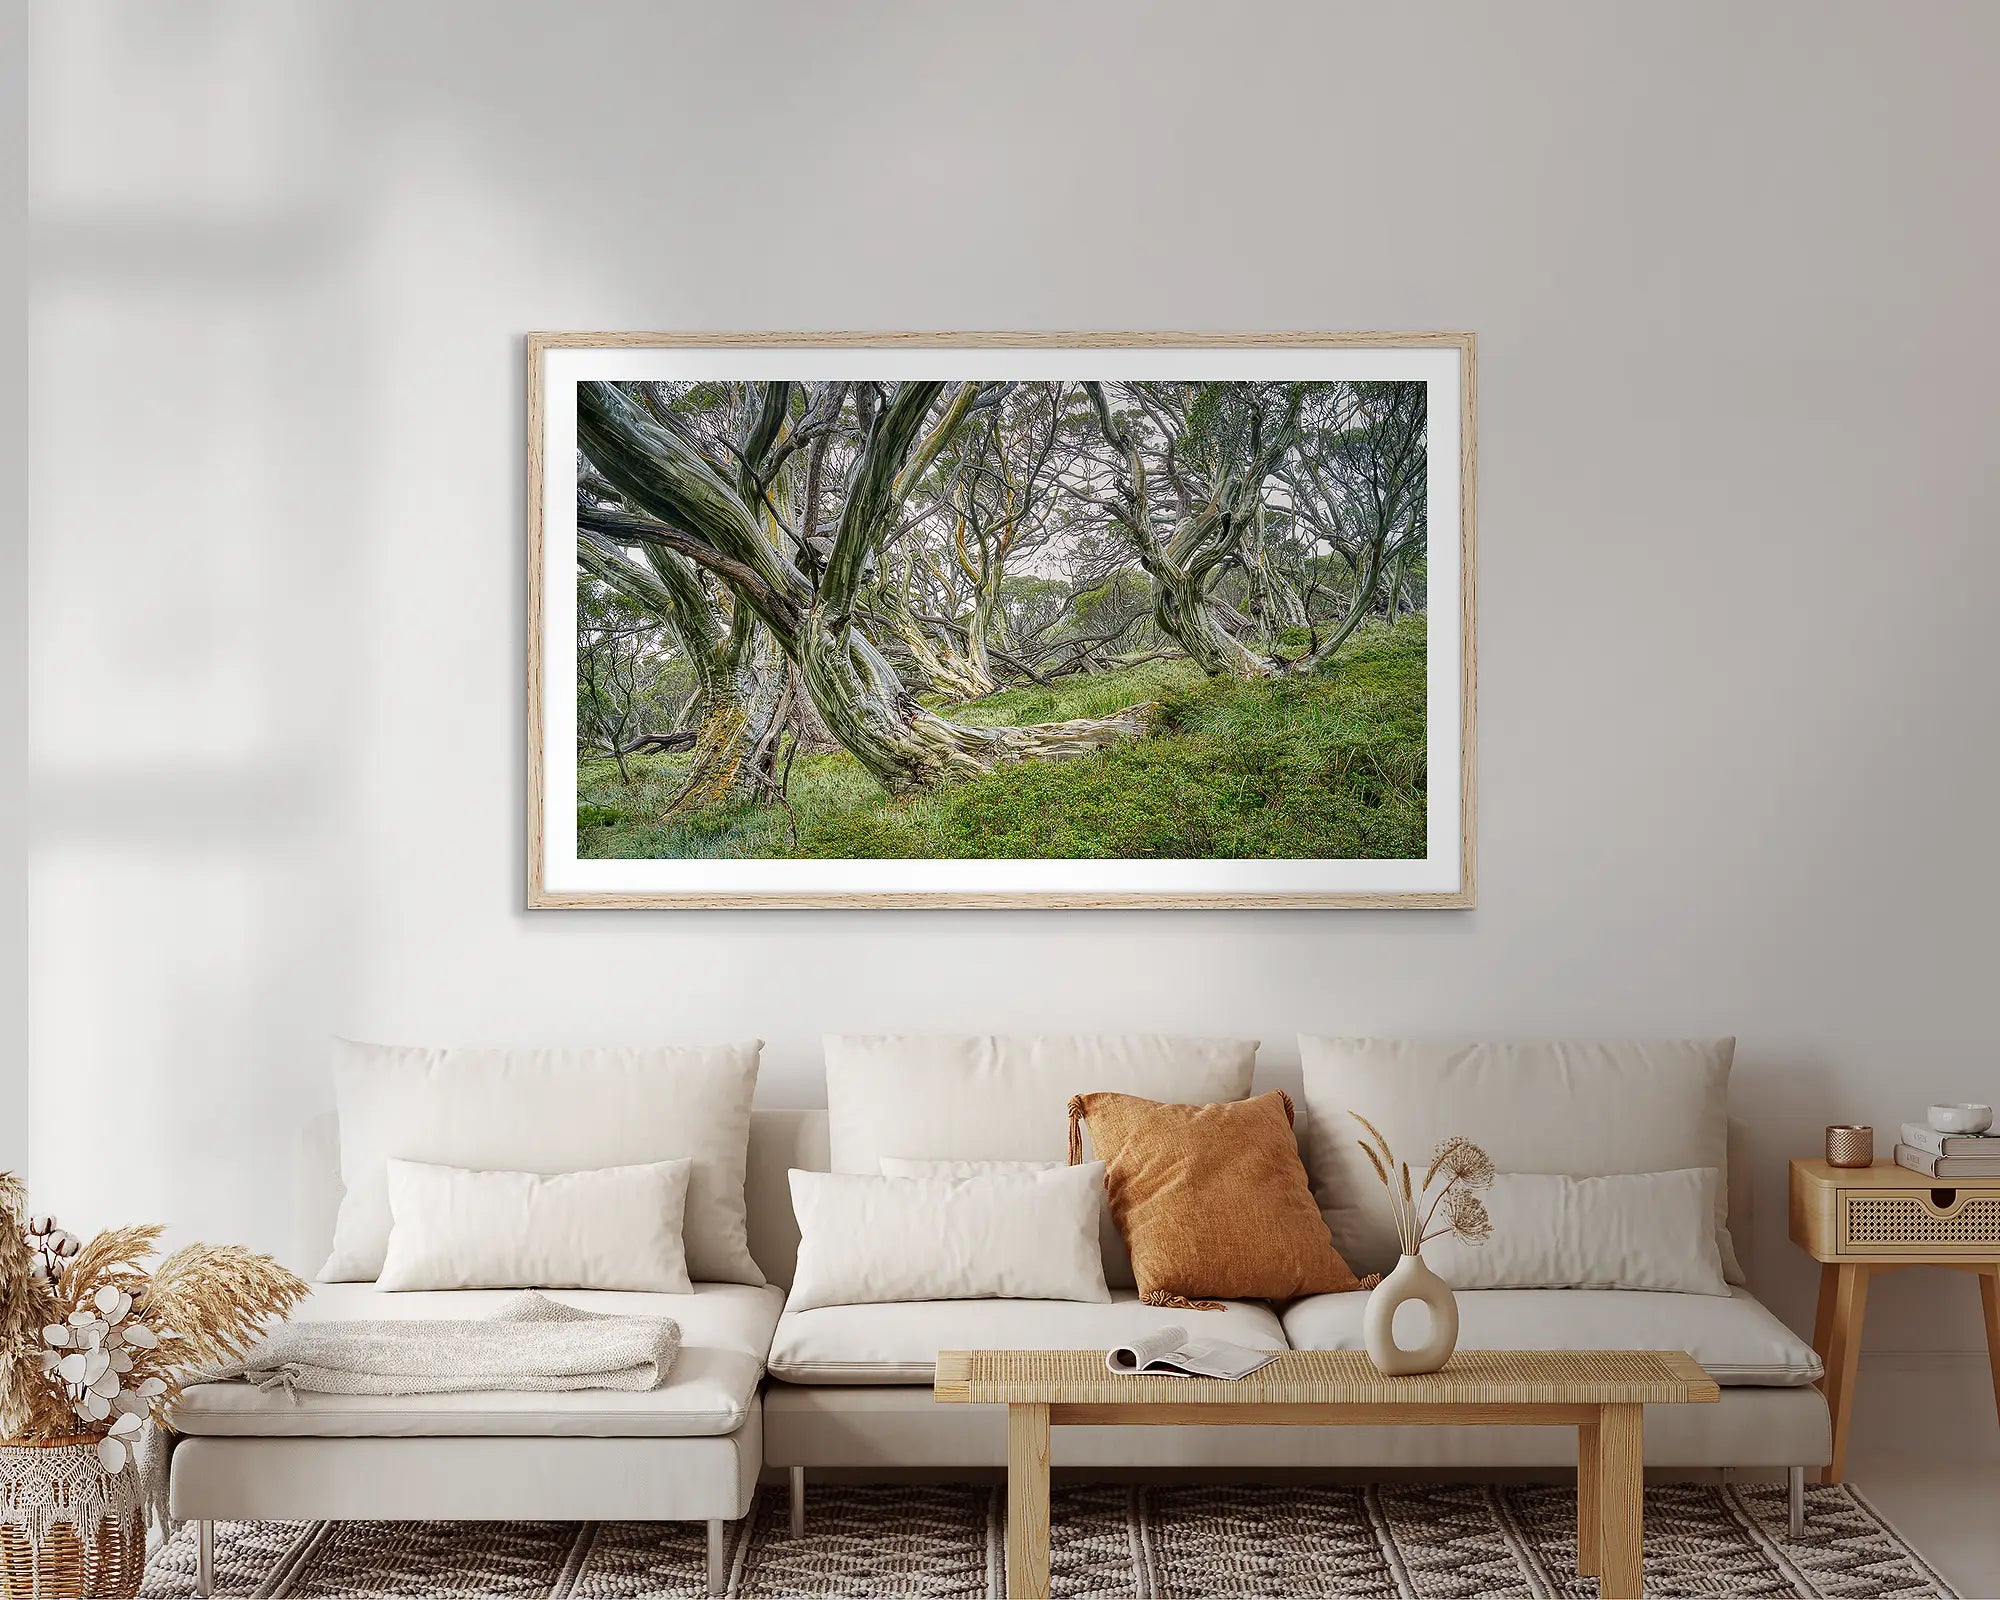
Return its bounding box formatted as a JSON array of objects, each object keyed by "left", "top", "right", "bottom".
[{"left": 1362, "top": 1253, "right": 1459, "bottom": 1376}]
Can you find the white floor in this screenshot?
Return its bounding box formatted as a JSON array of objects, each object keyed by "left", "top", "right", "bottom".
[{"left": 1847, "top": 1453, "right": 2000, "bottom": 1597}]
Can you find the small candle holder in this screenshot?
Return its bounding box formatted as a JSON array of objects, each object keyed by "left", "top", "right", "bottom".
[{"left": 1824, "top": 1125, "right": 1874, "bottom": 1168}]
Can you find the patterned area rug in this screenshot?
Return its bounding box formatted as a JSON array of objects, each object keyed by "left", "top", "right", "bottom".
[{"left": 138, "top": 1480, "right": 1957, "bottom": 1598}]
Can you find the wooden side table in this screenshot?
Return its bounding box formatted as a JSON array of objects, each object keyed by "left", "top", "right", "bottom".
[{"left": 1789, "top": 1156, "right": 2000, "bottom": 1482}]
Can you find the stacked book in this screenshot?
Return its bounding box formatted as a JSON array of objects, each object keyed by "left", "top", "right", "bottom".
[{"left": 1896, "top": 1124, "right": 2000, "bottom": 1178}]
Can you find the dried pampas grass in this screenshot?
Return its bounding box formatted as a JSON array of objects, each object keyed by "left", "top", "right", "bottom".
[
  {"left": 58, "top": 1226, "right": 164, "bottom": 1304},
  {"left": 1, "top": 1177, "right": 308, "bottom": 1448},
  {"left": 146, "top": 1244, "right": 310, "bottom": 1370},
  {"left": 1, "top": 1171, "right": 60, "bottom": 1439}
]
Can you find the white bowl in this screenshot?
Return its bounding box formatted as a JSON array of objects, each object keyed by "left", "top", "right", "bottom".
[{"left": 1928, "top": 1103, "right": 1995, "bottom": 1134}]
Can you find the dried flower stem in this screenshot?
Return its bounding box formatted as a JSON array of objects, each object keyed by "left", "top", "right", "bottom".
[{"left": 1350, "top": 1123, "right": 1497, "bottom": 1263}]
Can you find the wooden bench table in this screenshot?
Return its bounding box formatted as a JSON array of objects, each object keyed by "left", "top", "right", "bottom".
[{"left": 935, "top": 1347, "right": 1718, "bottom": 1600}]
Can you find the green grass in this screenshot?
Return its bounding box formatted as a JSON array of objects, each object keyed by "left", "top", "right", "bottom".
[{"left": 577, "top": 616, "right": 1426, "bottom": 860}]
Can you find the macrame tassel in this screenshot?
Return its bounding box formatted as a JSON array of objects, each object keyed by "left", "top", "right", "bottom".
[
  {"left": 1066, "top": 1095, "right": 1086, "bottom": 1166},
  {"left": 1141, "top": 1289, "right": 1227, "bottom": 1313},
  {"left": 1276, "top": 1089, "right": 1296, "bottom": 1125},
  {"left": 1357, "top": 1273, "right": 1382, "bottom": 1290}
]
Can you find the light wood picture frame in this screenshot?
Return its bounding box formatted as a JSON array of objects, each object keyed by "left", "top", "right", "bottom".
[{"left": 529, "top": 333, "right": 1475, "bottom": 908}]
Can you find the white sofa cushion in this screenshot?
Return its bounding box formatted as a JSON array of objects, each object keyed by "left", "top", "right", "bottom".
[
  {"left": 170, "top": 1426, "right": 766, "bottom": 1524},
  {"left": 1298, "top": 1037, "right": 1742, "bottom": 1282},
  {"left": 173, "top": 1281, "right": 784, "bottom": 1438},
  {"left": 321, "top": 1039, "right": 764, "bottom": 1286},
  {"left": 1281, "top": 1285, "right": 1821, "bottom": 1386},
  {"left": 1423, "top": 1169, "right": 1731, "bottom": 1295},
  {"left": 786, "top": 1166, "right": 1110, "bottom": 1311},
  {"left": 825, "top": 1033, "right": 1256, "bottom": 1288},
  {"left": 767, "top": 1290, "right": 1287, "bottom": 1385},
  {"left": 376, "top": 1157, "right": 693, "bottom": 1293},
  {"left": 825, "top": 1033, "right": 1257, "bottom": 1172}
]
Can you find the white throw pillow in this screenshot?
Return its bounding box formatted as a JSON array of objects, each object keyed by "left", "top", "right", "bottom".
[
  {"left": 376, "top": 1158, "right": 694, "bottom": 1293},
  {"left": 1423, "top": 1169, "right": 1731, "bottom": 1295},
  {"left": 1298, "top": 1037, "right": 1741, "bottom": 1282},
  {"left": 879, "top": 1155, "right": 1134, "bottom": 1288},
  {"left": 787, "top": 1164, "right": 1111, "bottom": 1312},
  {"left": 826, "top": 1033, "right": 1256, "bottom": 1288},
  {"left": 878, "top": 1158, "right": 1061, "bottom": 1178},
  {"left": 321, "top": 1039, "right": 764, "bottom": 1285}
]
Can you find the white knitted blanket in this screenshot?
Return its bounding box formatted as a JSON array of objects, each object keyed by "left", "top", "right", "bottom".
[{"left": 206, "top": 1291, "right": 681, "bottom": 1396}]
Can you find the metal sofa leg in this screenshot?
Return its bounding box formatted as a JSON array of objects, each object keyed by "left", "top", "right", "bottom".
[
  {"left": 1789, "top": 1466, "right": 1806, "bottom": 1538},
  {"left": 789, "top": 1466, "right": 806, "bottom": 1538},
  {"left": 197, "top": 1520, "right": 215, "bottom": 1597},
  {"left": 707, "top": 1518, "right": 726, "bottom": 1597}
]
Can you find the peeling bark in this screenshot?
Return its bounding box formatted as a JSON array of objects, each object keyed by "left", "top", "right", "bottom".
[
  {"left": 665, "top": 643, "right": 787, "bottom": 814},
  {"left": 578, "top": 527, "right": 785, "bottom": 816}
]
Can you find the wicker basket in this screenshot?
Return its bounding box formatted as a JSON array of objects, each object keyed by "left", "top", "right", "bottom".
[{"left": 0, "top": 1434, "right": 145, "bottom": 1599}]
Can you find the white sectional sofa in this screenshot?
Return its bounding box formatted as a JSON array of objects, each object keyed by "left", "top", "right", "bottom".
[
  {"left": 168, "top": 1037, "right": 1832, "bottom": 1597},
  {"left": 751, "top": 1106, "right": 1826, "bottom": 1481},
  {"left": 170, "top": 1281, "right": 783, "bottom": 1592}
]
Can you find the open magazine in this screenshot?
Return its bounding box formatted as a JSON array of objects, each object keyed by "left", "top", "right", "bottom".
[{"left": 1105, "top": 1324, "right": 1282, "bottom": 1380}]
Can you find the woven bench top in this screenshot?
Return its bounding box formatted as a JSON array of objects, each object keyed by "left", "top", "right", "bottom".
[{"left": 933, "top": 1349, "right": 1719, "bottom": 1407}]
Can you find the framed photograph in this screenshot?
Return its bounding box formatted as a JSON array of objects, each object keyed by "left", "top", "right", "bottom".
[{"left": 529, "top": 333, "right": 1475, "bottom": 908}]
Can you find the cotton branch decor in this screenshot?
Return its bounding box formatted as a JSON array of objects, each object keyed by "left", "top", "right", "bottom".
[
  {"left": 1349, "top": 1117, "right": 1495, "bottom": 1375},
  {"left": 1, "top": 1171, "right": 307, "bottom": 1598}
]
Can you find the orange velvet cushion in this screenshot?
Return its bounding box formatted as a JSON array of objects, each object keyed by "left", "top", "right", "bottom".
[{"left": 1067, "top": 1089, "right": 1373, "bottom": 1308}]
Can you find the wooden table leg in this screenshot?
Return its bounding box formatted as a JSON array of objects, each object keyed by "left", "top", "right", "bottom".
[
  {"left": 1979, "top": 1266, "right": 2000, "bottom": 1429},
  {"left": 1596, "top": 1403, "right": 1644, "bottom": 1600},
  {"left": 1812, "top": 1262, "right": 1838, "bottom": 1371},
  {"left": 1006, "top": 1403, "right": 1051, "bottom": 1600},
  {"left": 1576, "top": 1414, "right": 1601, "bottom": 1578},
  {"left": 1822, "top": 1264, "right": 1869, "bottom": 1484}
]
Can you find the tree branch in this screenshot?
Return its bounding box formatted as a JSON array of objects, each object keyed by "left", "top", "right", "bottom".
[
  {"left": 822, "top": 380, "right": 947, "bottom": 620},
  {"left": 578, "top": 504, "right": 799, "bottom": 630},
  {"left": 577, "top": 382, "right": 809, "bottom": 615}
]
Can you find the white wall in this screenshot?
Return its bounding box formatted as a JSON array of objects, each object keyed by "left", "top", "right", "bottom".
[
  {"left": 26, "top": 1, "right": 2000, "bottom": 1452},
  {"left": 2, "top": 0, "right": 26, "bottom": 1178}
]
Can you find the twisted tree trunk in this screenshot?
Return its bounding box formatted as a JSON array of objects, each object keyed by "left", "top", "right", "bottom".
[
  {"left": 1152, "top": 569, "right": 1276, "bottom": 678},
  {"left": 668, "top": 641, "right": 788, "bottom": 813},
  {"left": 1245, "top": 500, "right": 1307, "bottom": 634},
  {"left": 872, "top": 589, "right": 999, "bottom": 701},
  {"left": 1083, "top": 382, "right": 1296, "bottom": 681},
  {"left": 579, "top": 381, "right": 1148, "bottom": 796},
  {"left": 965, "top": 581, "right": 1004, "bottom": 688},
  {"left": 578, "top": 529, "right": 785, "bottom": 816},
  {"left": 794, "top": 617, "right": 1142, "bottom": 794}
]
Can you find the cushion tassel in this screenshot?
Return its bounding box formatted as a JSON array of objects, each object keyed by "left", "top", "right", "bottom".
[
  {"left": 1141, "top": 1289, "right": 1227, "bottom": 1313},
  {"left": 1357, "top": 1273, "right": 1382, "bottom": 1290},
  {"left": 1066, "top": 1095, "right": 1086, "bottom": 1166}
]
